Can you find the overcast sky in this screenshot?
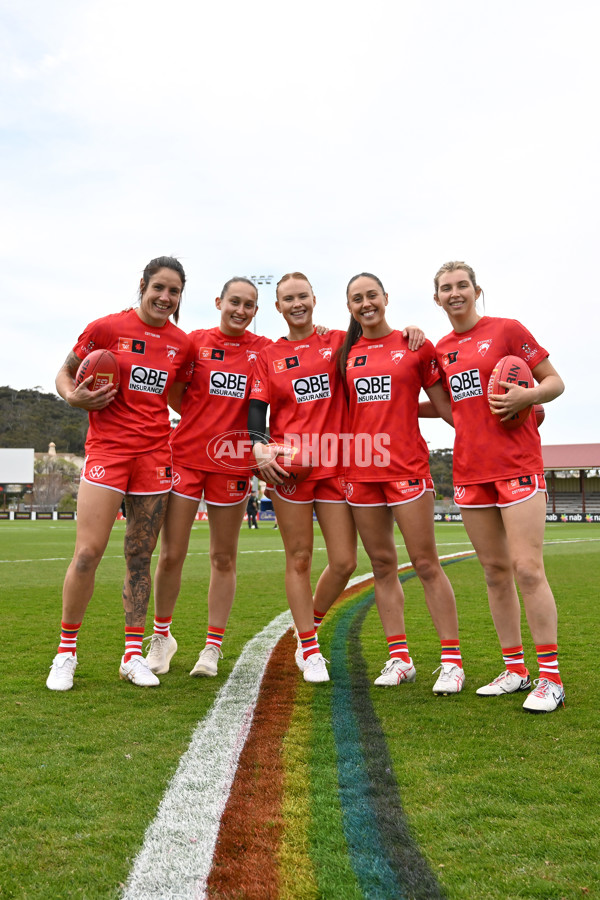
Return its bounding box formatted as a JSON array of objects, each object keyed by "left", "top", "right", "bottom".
[{"left": 2, "top": 0, "right": 597, "bottom": 450}]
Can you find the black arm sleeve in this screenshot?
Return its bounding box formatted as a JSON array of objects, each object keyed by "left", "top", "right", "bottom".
[{"left": 248, "top": 399, "right": 269, "bottom": 445}]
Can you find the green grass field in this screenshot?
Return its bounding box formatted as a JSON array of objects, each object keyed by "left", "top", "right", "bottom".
[{"left": 0, "top": 520, "right": 598, "bottom": 899}]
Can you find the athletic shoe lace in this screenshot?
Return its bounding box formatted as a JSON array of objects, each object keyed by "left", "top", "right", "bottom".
[
  {"left": 144, "top": 633, "right": 166, "bottom": 650},
  {"left": 431, "top": 664, "right": 454, "bottom": 680},
  {"left": 531, "top": 678, "right": 565, "bottom": 706}
]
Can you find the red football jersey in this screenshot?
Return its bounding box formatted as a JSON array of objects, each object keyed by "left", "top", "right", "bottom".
[
  {"left": 250, "top": 329, "right": 348, "bottom": 481},
  {"left": 435, "top": 316, "right": 548, "bottom": 484},
  {"left": 170, "top": 327, "right": 272, "bottom": 474},
  {"left": 73, "top": 308, "right": 194, "bottom": 458},
  {"left": 345, "top": 331, "right": 440, "bottom": 480}
]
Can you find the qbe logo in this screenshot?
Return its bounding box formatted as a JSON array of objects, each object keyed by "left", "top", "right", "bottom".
[
  {"left": 292, "top": 373, "right": 331, "bottom": 403},
  {"left": 354, "top": 375, "right": 391, "bottom": 403},
  {"left": 209, "top": 371, "right": 247, "bottom": 399},
  {"left": 129, "top": 366, "right": 168, "bottom": 394},
  {"left": 449, "top": 369, "right": 482, "bottom": 401}
]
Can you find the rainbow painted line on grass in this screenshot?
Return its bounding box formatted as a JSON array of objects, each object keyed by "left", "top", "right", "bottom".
[{"left": 123, "top": 552, "right": 475, "bottom": 899}]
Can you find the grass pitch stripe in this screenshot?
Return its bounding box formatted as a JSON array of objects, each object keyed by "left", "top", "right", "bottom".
[
  {"left": 329, "top": 590, "right": 406, "bottom": 899},
  {"left": 347, "top": 584, "right": 446, "bottom": 900},
  {"left": 326, "top": 558, "right": 474, "bottom": 898},
  {"left": 121, "top": 609, "right": 293, "bottom": 900},
  {"left": 206, "top": 632, "right": 299, "bottom": 897}
]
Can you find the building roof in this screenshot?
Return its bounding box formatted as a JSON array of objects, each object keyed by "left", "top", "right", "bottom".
[{"left": 542, "top": 443, "right": 600, "bottom": 471}]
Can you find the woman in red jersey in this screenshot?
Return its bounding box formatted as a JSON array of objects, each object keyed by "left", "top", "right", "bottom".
[
  {"left": 46, "top": 256, "right": 194, "bottom": 691},
  {"left": 433, "top": 261, "right": 565, "bottom": 713},
  {"left": 249, "top": 273, "right": 356, "bottom": 684},
  {"left": 340, "top": 272, "right": 464, "bottom": 694},
  {"left": 147, "top": 278, "right": 271, "bottom": 679},
  {"left": 249, "top": 272, "right": 425, "bottom": 684}
]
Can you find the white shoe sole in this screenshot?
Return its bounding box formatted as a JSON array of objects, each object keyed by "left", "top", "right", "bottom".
[
  {"left": 119, "top": 664, "right": 160, "bottom": 687},
  {"left": 147, "top": 641, "right": 178, "bottom": 675},
  {"left": 190, "top": 665, "right": 218, "bottom": 677},
  {"left": 476, "top": 678, "right": 531, "bottom": 697}
]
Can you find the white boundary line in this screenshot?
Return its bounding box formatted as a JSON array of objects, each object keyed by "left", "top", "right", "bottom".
[{"left": 2, "top": 537, "right": 596, "bottom": 566}]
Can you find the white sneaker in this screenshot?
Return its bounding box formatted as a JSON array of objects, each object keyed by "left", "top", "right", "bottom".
[
  {"left": 432, "top": 663, "right": 465, "bottom": 695},
  {"left": 190, "top": 644, "right": 222, "bottom": 677},
  {"left": 47, "top": 653, "right": 78, "bottom": 691},
  {"left": 145, "top": 632, "right": 178, "bottom": 675},
  {"left": 522, "top": 678, "right": 565, "bottom": 713},
  {"left": 119, "top": 655, "right": 160, "bottom": 687},
  {"left": 374, "top": 657, "right": 416, "bottom": 686},
  {"left": 303, "top": 653, "right": 330, "bottom": 683},
  {"left": 476, "top": 669, "right": 531, "bottom": 696}
]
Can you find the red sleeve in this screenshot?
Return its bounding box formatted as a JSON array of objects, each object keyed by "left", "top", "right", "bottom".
[
  {"left": 249, "top": 349, "right": 271, "bottom": 404},
  {"left": 72, "top": 317, "right": 114, "bottom": 359},
  {"left": 174, "top": 333, "right": 195, "bottom": 384},
  {"left": 502, "top": 319, "right": 549, "bottom": 368},
  {"left": 420, "top": 340, "right": 441, "bottom": 390}
]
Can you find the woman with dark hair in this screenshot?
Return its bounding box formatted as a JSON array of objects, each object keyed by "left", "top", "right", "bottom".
[
  {"left": 341, "top": 272, "right": 463, "bottom": 694},
  {"left": 434, "top": 261, "right": 565, "bottom": 713},
  {"left": 46, "top": 256, "right": 194, "bottom": 691}
]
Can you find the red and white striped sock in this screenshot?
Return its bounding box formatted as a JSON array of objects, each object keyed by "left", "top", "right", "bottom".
[
  {"left": 299, "top": 629, "right": 320, "bottom": 661},
  {"left": 206, "top": 625, "right": 225, "bottom": 651},
  {"left": 313, "top": 608, "right": 326, "bottom": 629},
  {"left": 536, "top": 643, "right": 561, "bottom": 685},
  {"left": 57, "top": 620, "right": 82, "bottom": 655},
  {"left": 124, "top": 627, "right": 144, "bottom": 663},
  {"left": 440, "top": 639, "right": 462, "bottom": 668},
  {"left": 502, "top": 645, "right": 528, "bottom": 678},
  {"left": 153, "top": 616, "right": 172, "bottom": 637},
  {"left": 387, "top": 634, "right": 411, "bottom": 664}
]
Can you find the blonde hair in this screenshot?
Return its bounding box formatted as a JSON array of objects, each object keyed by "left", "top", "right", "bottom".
[
  {"left": 276, "top": 272, "right": 314, "bottom": 297},
  {"left": 433, "top": 261, "right": 477, "bottom": 294}
]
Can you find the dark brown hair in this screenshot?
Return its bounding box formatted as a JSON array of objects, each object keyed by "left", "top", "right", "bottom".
[
  {"left": 220, "top": 277, "right": 258, "bottom": 301},
  {"left": 139, "top": 256, "right": 186, "bottom": 324},
  {"left": 338, "top": 272, "right": 386, "bottom": 374}
]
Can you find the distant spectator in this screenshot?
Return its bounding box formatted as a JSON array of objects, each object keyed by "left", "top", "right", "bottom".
[{"left": 246, "top": 492, "right": 259, "bottom": 528}]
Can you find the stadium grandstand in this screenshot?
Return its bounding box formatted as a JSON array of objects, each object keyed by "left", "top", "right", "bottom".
[
  {"left": 542, "top": 443, "right": 600, "bottom": 520},
  {"left": 433, "top": 443, "right": 600, "bottom": 523}
]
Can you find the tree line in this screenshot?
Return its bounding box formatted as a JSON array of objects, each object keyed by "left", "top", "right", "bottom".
[
  {"left": 0, "top": 386, "right": 88, "bottom": 455},
  {"left": 0, "top": 385, "right": 456, "bottom": 501}
]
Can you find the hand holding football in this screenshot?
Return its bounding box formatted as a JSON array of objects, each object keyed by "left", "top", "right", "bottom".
[
  {"left": 252, "top": 444, "right": 312, "bottom": 484},
  {"left": 487, "top": 355, "right": 533, "bottom": 430},
  {"left": 75, "top": 350, "right": 120, "bottom": 393}
]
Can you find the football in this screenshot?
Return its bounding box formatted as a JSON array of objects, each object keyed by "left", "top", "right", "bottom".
[
  {"left": 534, "top": 404, "right": 545, "bottom": 427},
  {"left": 75, "top": 349, "right": 120, "bottom": 392},
  {"left": 487, "top": 355, "right": 534, "bottom": 430},
  {"left": 253, "top": 444, "right": 312, "bottom": 484}
]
